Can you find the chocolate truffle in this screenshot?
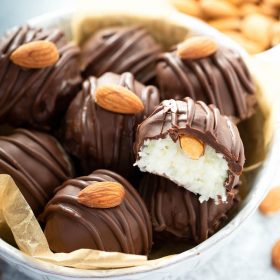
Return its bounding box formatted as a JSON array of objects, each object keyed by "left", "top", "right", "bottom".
[
  {"left": 156, "top": 39, "right": 256, "bottom": 122},
  {"left": 0, "top": 25, "right": 81, "bottom": 130},
  {"left": 139, "top": 174, "right": 238, "bottom": 243},
  {"left": 134, "top": 98, "right": 245, "bottom": 202},
  {"left": 62, "top": 72, "right": 160, "bottom": 177},
  {"left": 81, "top": 26, "right": 162, "bottom": 83},
  {"left": 41, "top": 169, "right": 152, "bottom": 255},
  {"left": 0, "top": 129, "right": 74, "bottom": 216}
]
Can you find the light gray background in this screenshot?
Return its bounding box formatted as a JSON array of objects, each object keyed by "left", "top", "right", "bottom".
[{"left": 0, "top": 1, "right": 280, "bottom": 279}]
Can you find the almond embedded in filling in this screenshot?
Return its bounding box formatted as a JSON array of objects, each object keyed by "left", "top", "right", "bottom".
[{"left": 134, "top": 135, "right": 229, "bottom": 202}]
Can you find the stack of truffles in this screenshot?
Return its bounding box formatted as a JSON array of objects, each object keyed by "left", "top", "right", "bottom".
[{"left": 0, "top": 23, "right": 256, "bottom": 256}]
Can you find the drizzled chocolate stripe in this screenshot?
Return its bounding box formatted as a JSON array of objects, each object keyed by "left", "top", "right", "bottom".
[
  {"left": 41, "top": 169, "right": 152, "bottom": 255},
  {"left": 139, "top": 174, "right": 238, "bottom": 243},
  {"left": 0, "top": 129, "right": 73, "bottom": 216},
  {"left": 81, "top": 26, "right": 162, "bottom": 83},
  {"left": 0, "top": 25, "right": 81, "bottom": 130},
  {"left": 156, "top": 48, "right": 256, "bottom": 122},
  {"left": 62, "top": 72, "right": 160, "bottom": 177}
]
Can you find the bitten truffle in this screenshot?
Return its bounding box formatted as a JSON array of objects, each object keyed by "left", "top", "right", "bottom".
[
  {"left": 62, "top": 72, "right": 160, "bottom": 177},
  {"left": 81, "top": 26, "right": 162, "bottom": 83},
  {"left": 156, "top": 37, "right": 256, "bottom": 122},
  {"left": 0, "top": 129, "right": 74, "bottom": 216},
  {"left": 134, "top": 98, "right": 245, "bottom": 202},
  {"left": 139, "top": 174, "right": 238, "bottom": 243},
  {"left": 41, "top": 169, "right": 152, "bottom": 255},
  {"left": 0, "top": 25, "right": 81, "bottom": 130}
]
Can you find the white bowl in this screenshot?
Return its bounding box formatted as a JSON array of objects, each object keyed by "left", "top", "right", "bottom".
[{"left": 0, "top": 9, "right": 279, "bottom": 280}]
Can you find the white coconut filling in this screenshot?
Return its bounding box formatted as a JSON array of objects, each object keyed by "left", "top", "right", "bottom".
[{"left": 134, "top": 135, "right": 229, "bottom": 202}]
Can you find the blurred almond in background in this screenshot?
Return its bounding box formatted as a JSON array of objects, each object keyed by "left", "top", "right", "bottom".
[{"left": 171, "top": 0, "right": 280, "bottom": 54}]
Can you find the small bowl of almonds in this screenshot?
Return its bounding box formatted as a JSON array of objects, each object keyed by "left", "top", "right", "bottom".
[{"left": 171, "top": 0, "right": 280, "bottom": 55}]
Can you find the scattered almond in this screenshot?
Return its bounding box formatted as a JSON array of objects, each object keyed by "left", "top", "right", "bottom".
[
  {"left": 10, "top": 40, "right": 59, "bottom": 69},
  {"left": 179, "top": 135, "right": 205, "bottom": 160},
  {"left": 177, "top": 36, "right": 218, "bottom": 59},
  {"left": 200, "top": 0, "right": 239, "bottom": 19},
  {"left": 171, "top": 0, "right": 202, "bottom": 18},
  {"left": 95, "top": 85, "right": 144, "bottom": 114},
  {"left": 78, "top": 181, "right": 125, "bottom": 209},
  {"left": 272, "top": 240, "right": 280, "bottom": 270},
  {"left": 259, "top": 186, "right": 280, "bottom": 215}
]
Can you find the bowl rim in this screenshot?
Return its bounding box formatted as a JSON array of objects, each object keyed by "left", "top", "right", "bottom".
[{"left": 0, "top": 8, "right": 278, "bottom": 278}]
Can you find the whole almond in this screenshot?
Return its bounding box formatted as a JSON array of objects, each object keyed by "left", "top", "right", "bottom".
[
  {"left": 171, "top": 0, "right": 202, "bottom": 18},
  {"left": 241, "top": 13, "right": 274, "bottom": 49},
  {"left": 240, "top": 3, "right": 260, "bottom": 16},
  {"left": 259, "top": 186, "right": 280, "bottom": 215},
  {"left": 10, "top": 40, "right": 59, "bottom": 69},
  {"left": 272, "top": 240, "right": 280, "bottom": 270},
  {"left": 200, "top": 0, "right": 239, "bottom": 19},
  {"left": 224, "top": 31, "right": 265, "bottom": 54},
  {"left": 209, "top": 18, "right": 241, "bottom": 31},
  {"left": 177, "top": 36, "right": 218, "bottom": 60},
  {"left": 95, "top": 85, "right": 144, "bottom": 114},
  {"left": 179, "top": 135, "right": 205, "bottom": 160},
  {"left": 78, "top": 181, "right": 125, "bottom": 209},
  {"left": 259, "top": 3, "right": 279, "bottom": 18}
]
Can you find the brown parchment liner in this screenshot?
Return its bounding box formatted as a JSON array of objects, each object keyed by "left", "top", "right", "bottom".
[{"left": 0, "top": 0, "right": 276, "bottom": 270}]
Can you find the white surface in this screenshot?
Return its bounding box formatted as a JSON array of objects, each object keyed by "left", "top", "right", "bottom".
[{"left": 188, "top": 209, "right": 280, "bottom": 279}]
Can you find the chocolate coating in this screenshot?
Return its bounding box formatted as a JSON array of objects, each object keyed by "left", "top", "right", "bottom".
[
  {"left": 156, "top": 47, "right": 256, "bottom": 122},
  {"left": 0, "top": 129, "right": 73, "bottom": 216},
  {"left": 81, "top": 26, "right": 162, "bottom": 83},
  {"left": 134, "top": 98, "right": 245, "bottom": 192},
  {"left": 139, "top": 174, "right": 238, "bottom": 243},
  {"left": 0, "top": 25, "right": 82, "bottom": 130},
  {"left": 62, "top": 72, "right": 160, "bottom": 176},
  {"left": 42, "top": 169, "right": 152, "bottom": 255}
]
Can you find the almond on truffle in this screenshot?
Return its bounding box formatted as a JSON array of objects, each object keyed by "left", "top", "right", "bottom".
[
  {"left": 78, "top": 181, "right": 125, "bottom": 208},
  {"left": 177, "top": 36, "right": 218, "bottom": 60},
  {"left": 95, "top": 85, "right": 144, "bottom": 114},
  {"left": 10, "top": 40, "right": 59, "bottom": 69}
]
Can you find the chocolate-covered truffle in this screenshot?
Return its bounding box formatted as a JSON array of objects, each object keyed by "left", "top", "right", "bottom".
[
  {"left": 42, "top": 169, "right": 152, "bottom": 255},
  {"left": 81, "top": 26, "right": 162, "bottom": 83},
  {"left": 156, "top": 41, "right": 256, "bottom": 122},
  {"left": 62, "top": 72, "right": 160, "bottom": 177},
  {"left": 0, "top": 25, "right": 81, "bottom": 130},
  {"left": 139, "top": 174, "right": 238, "bottom": 243},
  {"left": 0, "top": 129, "right": 73, "bottom": 216},
  {"left": 134, "top": 98, "right": 244, "bottom": 202}
]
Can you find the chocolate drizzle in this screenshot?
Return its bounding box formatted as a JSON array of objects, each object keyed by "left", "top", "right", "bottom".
[
  {"left": 134, "top": 98, "right": 245, "bottom": 191},
  {"left": 139, "top": 174, "right": 238, "bottom": 243},
  {"left": 41, "top": 169, "right": 152, "bottom": 255},
  {"left": 62, "top": 72, "right": 160, "bottom": 176},
  {"left": 0, "top": 129, "right": 73, "bottom": 216},
  {"left": 156, "top": 48, "right": 256, "bottom": 122},
  {"left": 81, "top": 26, "right": 162, "bottom": 83},
  {"left": 0, "top": 25, "right": 81, "bottom": 130}
]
